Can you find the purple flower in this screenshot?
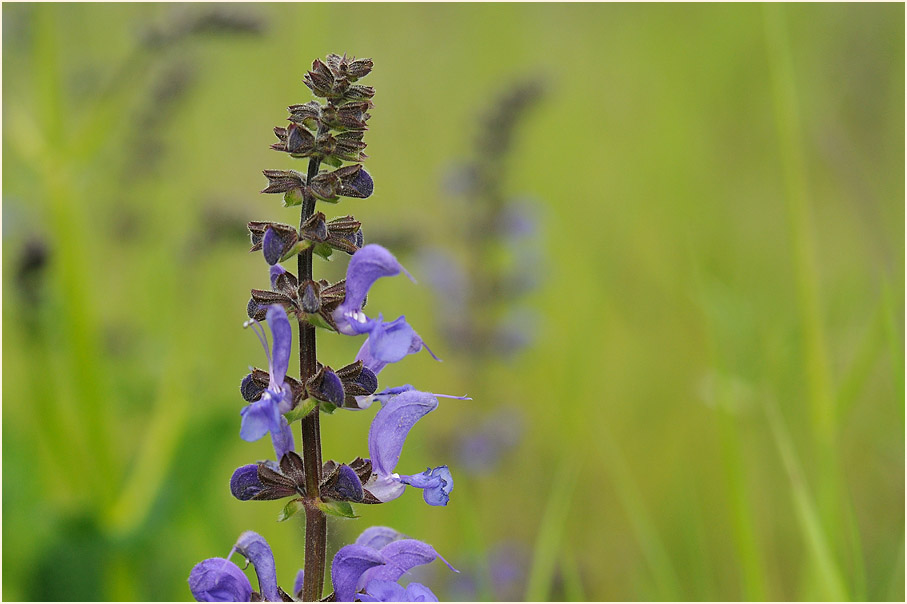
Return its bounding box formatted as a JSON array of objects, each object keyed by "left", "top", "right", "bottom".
[
  {"left": 359, "top": 580, "right": 438, "bottom": 602},
  {"left": 362, "top": 389, "right": 454, "bottom": 505},
  {"left": 398, "top": 466, "right": 454, "bottom": 506},
  {"left": 501, "top": 197, "right": 541, "bottom": 241},
  {"left": 455, "top": 406, "right": 524, "bottom": 475},
  {"left": 418, "top": 249, "right": 468, "bottom": 312},
  {"left": 354, "top": 318, "right": 438, "bottom": 376},
  {"left": 189, "top": 558, "right": 252, "bottom": 602},
  {"left": 239, "top": 305, "right": 295, "bottom": 460},
  {"left": 324, "top": 526, "right": 456, "bottom": 602},
  {"left": 189, "top": 531, "right": 280, "bottom": 602},
  {"left": 333, "top": 244, "right": 436, "bottom": 370}
]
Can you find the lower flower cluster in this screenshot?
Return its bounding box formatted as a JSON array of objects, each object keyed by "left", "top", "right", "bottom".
[
  {"left": 228, "top": 244, "right": 465, "bottom": 511},
  {"left": 190, "top": 527, "right": 456, "bottom": 602}
]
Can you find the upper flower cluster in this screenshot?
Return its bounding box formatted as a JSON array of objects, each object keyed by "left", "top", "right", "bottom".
[{"left": 271, "top": 54, "right": 374, "bottom": 166}]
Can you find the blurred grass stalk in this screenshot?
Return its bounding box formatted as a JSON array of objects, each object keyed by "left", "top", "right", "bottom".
[
  {"left": 763, "top": 4, "right": 855, "bottom": 599},
  {"left": 24, "top": 7, "right": 199, "bottom": 595},
  {"left": 593, "top": 431, "right": 682, "bottom": 600},
  {"left": 33, "top": 3, "right": 118, "bottom": 508},
  {"left": 525, "top": 456, "right": 581, "bottom": 601}
]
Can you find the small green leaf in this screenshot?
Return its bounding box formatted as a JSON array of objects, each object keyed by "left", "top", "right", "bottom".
[
  {"left": 278, "top": 498, "right": 305, "bottom": 522},
  {"left": 313, "top": 243, "right": 334, "bottom": 260},
  {"left": 280, "top": 240, "right": 310, "bottom": 263},
  {"left": 306, "top": 313, "right": 335, "bottom": 331},
  {"left": 322, "top": 156, "right": 343, "bottom": 168},
  {"left": 319, "top": 400, "right": 338, "bottom": 415},
  {"left": 284, "top": 398, "right": 317, "bottom": 424},
  {"left": 316, "top": 499, "right": 357, "bottom": 518},
  {"left": 283, "top": 189, "right": 303, "bottom": 207}
]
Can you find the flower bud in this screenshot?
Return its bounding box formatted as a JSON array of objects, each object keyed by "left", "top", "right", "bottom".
[
  {"left": 262, "top": 229, "right": 283, "bottom": 266},
  {"left": 240, "top": 373, "right": 266, "bottom": 402},
  {"left": 336, "top": 164, "right": 373, "bottom": 198},
  {"left": 298, "top": 279, "right": 322, "bottom": 314},
  {"left": 286, "top": 123, "right": 315, "bottom": 155},
  {"left": 333, "top": 464, "right": 365, "bottom": 502},
  {"left": 335, "top": 360, "right": 378, "bottom": 407},
  {"left": 307, "top": 172, "right": 343, "bottom": 203},
  {"left": 308, "top": 165, "right": 373, "bottom": 202},
  {"left": 189, "top": 558, "right": 252, "bottom": 602},
  {"left": 332, "top": 131, "right": 368, "bottom": 162},
  {"left": 230, "top": 464, "right": 265, "bottom": 501},
  {"left": 306, "top": 366, "right": 345, "bottom": 407},
  {"left": 247, "top": 220, "right": 296, "bottom": 252},
  {"left": 343, "top": 84, "right": 375, "bottom": 102},
  {"left": 271, "top": 124, "right": 316, "bottom": 157},
  {"left": 261, "top": 223, "right": 299, "bottom": 265}
]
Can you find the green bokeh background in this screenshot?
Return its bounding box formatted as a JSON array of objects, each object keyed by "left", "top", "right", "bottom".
[{"left": 2, "top": 3, "right": 904, "bottom": 601}]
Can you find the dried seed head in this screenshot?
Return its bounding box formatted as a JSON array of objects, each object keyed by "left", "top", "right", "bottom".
[
  {"left": 261, "top": 169, "right": 306, "bottom": 194},
  {"left": 287, "top": 101, "right": 321, "bottom": 129},
  {"left": 325, "top": 53, "right": 373, "bottom": 81},
  {"left": 249, "top": 289, "right": 297, "bottom": 318},
  {"left": 308, "top": 165, "right": 373, "bottom": 202},
  {"left": 305, "top": 54, "right": 374, "bottom": 103},
  {"left": 286, "top": 123, "right": 315, "bottom": 155},
  {"left": 322, "top": 101, "right": 372, "bottom": 131},
  {"left": 301, "top": 212, "right": 330, "bottom": 243},
  {"left": 247, "top": 297, "right": 267, "bottom": 321},
  {"left": 303, "top": 58, "right": 341, "bottom": 98},
  {"left": 348, "top": 457, "right": 373, "bottom": 484}
]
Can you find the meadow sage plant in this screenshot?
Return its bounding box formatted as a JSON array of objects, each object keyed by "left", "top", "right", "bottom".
[{"left": 190, "top": 54, "right": 460, "bottom": 602}]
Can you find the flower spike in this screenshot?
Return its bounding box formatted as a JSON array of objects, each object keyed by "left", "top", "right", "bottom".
[{"left": 191, "top": 55, "right": 464, "bottom": 602}]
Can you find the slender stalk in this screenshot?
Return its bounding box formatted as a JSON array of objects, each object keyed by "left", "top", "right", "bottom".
[{"left": 299, "top": 154, "right": 326, "bottom": 601}]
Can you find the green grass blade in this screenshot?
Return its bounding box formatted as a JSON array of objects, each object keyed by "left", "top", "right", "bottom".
[
  {"left": 763, "top": 397, "right": 848, "bottom": 600},
  {"left": 560, "top": 547, "right": 586, "bottom": 601},
  {"left": 454, "top": 478, "right": 495, "bottom": 601},
  {"left": 593, "top": 432, "right": 682, "bottom": 600},
  {"left": 525, "top": 456, "right": 581, "bottom": 602}
]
